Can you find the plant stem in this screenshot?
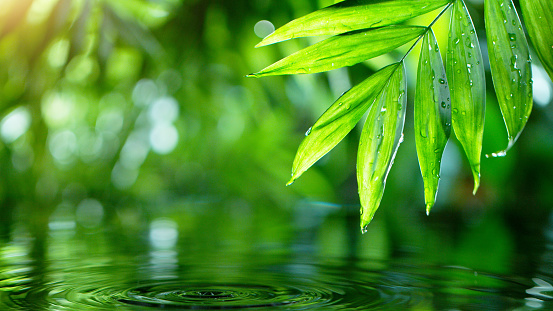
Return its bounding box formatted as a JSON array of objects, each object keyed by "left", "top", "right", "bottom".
[{"left": 400, "top": 1, "right": 454, "bottom": 62}]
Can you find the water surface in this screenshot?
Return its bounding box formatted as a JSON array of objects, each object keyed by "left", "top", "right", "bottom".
[{"left": 1, "top": 200, "right": 552, "bottom": 310}]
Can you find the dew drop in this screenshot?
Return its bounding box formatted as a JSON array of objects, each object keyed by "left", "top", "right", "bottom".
[
  {"left": 509, "top": 33, "right": 516, "bottom": 42},
  {"left": 511, "top": 56, "right": 518, "bottom": 70},
  {"left": 441, "top": 102, "right": 447, "bottom": 108},
  {"left": 420, "top": 129, "right": 428, "bottom": 138},
  {"left": 438, "top": 78, "right": 446, "bottom": 84},
  {"left": 305, "top": 127, "right": 312, "bottom": 136}
]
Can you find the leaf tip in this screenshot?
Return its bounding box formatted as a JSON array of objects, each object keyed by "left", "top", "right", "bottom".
[
  {"left": 360, "top": 208, "right": 376, "bottom": 233},
  {"left": 255, "top": 35, "right": 276, "bottom": 48},
  {"left": 286, "top": 172, "right": 299, "bottom": 186},
  {"left": 246, "top": 73, "right": 258, "bottom": 78},
  {"left": 425, "top": 203, "right": 433, "bottom": 216},
  {"left": 486, "top": 139, "right": 516, "bottom": 158},
  {"left": 472, "top": 173, "right": 480, "bottom": 195}
]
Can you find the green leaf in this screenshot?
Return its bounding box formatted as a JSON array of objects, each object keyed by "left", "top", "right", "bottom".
[
  {"left": 248, "top": 26, "right": 425, "bottom": 77},
  {"left": 520, "top": 0, "right": 553, "bottom": 81},
  {"left": 415, "top": 30, "right": 451, "bottom": 214},
  {"left": 256, "top": 0, "right": 452, "bottom": 47},
  {"left": 288, "top": 63, "right": 400, "bottom": 185},
  {"left": 357, "top": 62, "right": 406, "bottom": 231},
  {"left": 447, "top": 0, "right": 485, "bottom": 194},
  {"left": 485, "top": 0, "right": 532, "bottom": 157}
]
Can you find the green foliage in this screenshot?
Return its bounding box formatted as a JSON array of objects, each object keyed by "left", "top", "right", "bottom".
[
  {"left": 287, "top": 63, "right": 400, "bottom": 185},
  {"left": 520, "top": 0, "right": 553, "bottom": 81},
  {"left": 447, "top": 0, "right": 486, "bottom": 193},
  {"left": 250, "top": 0, "right": 550, "bottom": 231},
  {"left": 357, "top": 63, "right": 406, "bottom": 230},
  {"left": 485, "top": 0, "right": 532, "bottom": 156},
  {"left": 248, "top": 25, "right": 425, "bottom": 77},
  {"left": 256, "top": 0, "right": 450, "bottom": 47},
  {"left": 415, "top": 30, "right": 451, "bottom": 214}
]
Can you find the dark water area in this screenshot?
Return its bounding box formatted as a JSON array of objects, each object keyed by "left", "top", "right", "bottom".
[{"left": 1, "top": 200, "right": 553, "bottom": 310}]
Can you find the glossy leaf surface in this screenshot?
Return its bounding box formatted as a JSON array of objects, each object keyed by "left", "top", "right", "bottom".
[
  {"left": 257, "top": 0, "right": 451, "bottom": 47},
  {"left": 447, "top": 0, "right": 485, "bottom": 194},
  {"left": 520, "top": 0, "right": 553, "bottom": 81},
  {"left": 415, "top": 30, "right": 451, "bottom": 214},
  {"left": 357, "top": 63, "right": 406, "bottom": 231},
  {"left": 288, "top": 63, "right": 400, "bottom": 185},
  {"left": 485, "top": 0, "right": 532, "bottom": 156},
  {"left": 249, "top": 26, "right": 425, "bottom": 77}
]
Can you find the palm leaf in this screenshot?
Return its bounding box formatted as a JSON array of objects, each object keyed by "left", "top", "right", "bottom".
[
  {"left": 257, "top": 0, "right": 451, "bottom": 47},
  {"left": 447, "top": 0, "right": 485, "bottom": 194},
  {"left": 288, "top": 63, "right": 400, "bottom": 185},
  {"left": 249, "top": 25, "right": 425, "bottom": 77},
  {"left": 415, "top": 30, "right": 451, "bottom": 214},
  {"left": 485, "top": 0, "right": 532, "bottom": 157},
  {"left": 357, "top": 62, "right": 406, "bottom": 231}
]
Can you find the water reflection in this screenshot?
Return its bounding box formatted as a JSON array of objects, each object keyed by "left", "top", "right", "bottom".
[{"left": 1, "top": 201, "right": 553, "bottom": 310}]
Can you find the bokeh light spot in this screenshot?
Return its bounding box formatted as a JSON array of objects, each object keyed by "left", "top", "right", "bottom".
[
  {"left": 254, "top": 20, "right": 275, "bottom": 38},
  {"left": 150, "top": 218, "right": 178, "bottom": 249},
  {"left": 49, "top": 130, "right": 77, "bottom": 164},
  {"left": 532, "top": 64, "right": 552, "bottom": 107},
  {"left": 75, "top": 198, "right": 104, "bottom": 229},
  {"left": 133, "top": 79, "right": 158, "bottom": 107},
  {"left": 149, "top": 97, "right": 179, "bottom": 124},
  {"left": 150, "top": 124, "right": 178, "bottom": 154},
  {"left": 1, "top": 106, "right": 31, "bottom": 144}
]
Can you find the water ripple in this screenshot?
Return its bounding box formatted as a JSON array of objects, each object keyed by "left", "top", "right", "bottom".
[{"left": 1, "top": 262, "right": 546, "bottom": 310}]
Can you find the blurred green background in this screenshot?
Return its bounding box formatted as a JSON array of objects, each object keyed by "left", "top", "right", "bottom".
[{"left": 0, "top": 0, "right": 552, "bottom": 270}]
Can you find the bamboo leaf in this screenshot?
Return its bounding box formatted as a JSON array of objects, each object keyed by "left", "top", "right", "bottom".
[
  {"left": 288, "top": 63, "right": 400, "bottom": 185},
  {"left": 357, "top": 62, "right": 406, "bottom": 231},
  {"left": 447, "top": 0, "right": 485, "bottom": 194},
  {"left": 520, "top": 0, "right": 553, "bottom": 81},
  {"left": 485, "top": 0, "right": 532, "bottom": 157},
  {"left": 248, "top": 26, "right": 425, "bottom": 77},
  {"left": 256, "top": 0, "right": 451, "bottom": 47},
  {"left": 415, "top": 30, "right": 451, "bottom": 214}
]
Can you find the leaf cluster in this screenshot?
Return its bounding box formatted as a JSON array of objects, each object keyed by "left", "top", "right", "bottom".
[{"left": 250, "top": 0, "right": 553, "bottom": 232}]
